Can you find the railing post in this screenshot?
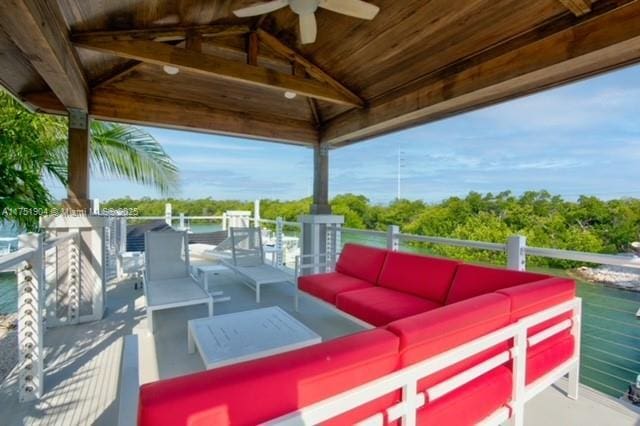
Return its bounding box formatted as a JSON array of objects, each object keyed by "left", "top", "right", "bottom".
[
  {"left": 511, "top": 327, "right": 527, "bottom": 426},
  {"left": 387, "top": 225, "right": 400, "bottom": 251},
  {"left": 254, "top": 199, "right": 261, "bottom": 228},
  {"left": 164, "top": 203, "right": 172, "bottom": 227},
  {"left": 275, "top": 216, "right": 284, "bottom": 267},
  {"left": 507, "top": 235, "right": 527, "bottom": 271},
  {"left": 179, "top": 213, "right": 185, "bottom": 230},
  {"left": 568, "top": 299, "right": 582, "bottom": 400},
  {"left": 17, "top": 233, "right": 45, "bottom": 402}
]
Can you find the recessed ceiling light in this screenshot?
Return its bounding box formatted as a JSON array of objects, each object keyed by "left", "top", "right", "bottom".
[
  {"left": 163, "top": 65, "right": 180, "bottom": 75},
  {"left": 284, "top": 91, "right": 297, "bottom": 99}
]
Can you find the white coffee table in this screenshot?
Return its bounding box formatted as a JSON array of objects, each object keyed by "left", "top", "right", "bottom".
[{"left": 187, "top": 306, "right": 321, "bottom": 369}]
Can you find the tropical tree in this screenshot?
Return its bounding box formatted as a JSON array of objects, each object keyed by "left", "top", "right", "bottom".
[{"left": 0, "top": 90, "right": 179, "bottom": 230}]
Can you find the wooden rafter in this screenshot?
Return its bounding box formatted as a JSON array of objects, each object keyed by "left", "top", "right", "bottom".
[
  {"left": 557, "top": 0, "right": 595, "bottom": 16},
  {"left": 256, "top": 29, "right": 365, "bottom": 107},
  {"left": 307, "top": 98, "right": 322, "bottom": 128},
  {"left": 0, "top": 0, "right": 88, "bottom": 110},
  {"left": 247, "top": 32, "right": 259, "bottom": 66},
  {"left": 73, "top": 39, "right": 362, "bottom": 107},
  {"left": 71, "top": 24, "right": 249, "bottom": 44},
  {"left": 90, "top": 60, "right": 141, "bottom": 89},
  {"left": 321, "top": 0, "right": 640, "bottom": 145}
]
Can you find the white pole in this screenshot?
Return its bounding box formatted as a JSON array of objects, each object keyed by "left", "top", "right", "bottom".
[
  {"left": 17, "top": 233, "right": 44, "bottom": 402},
  {"left": 254, "top": 199, "right": 261, "bottom": 228},
  {"left": 164, "top": 203, "right": 172, "bottom": 227},
  {"left": 507, "top": 235, "right": 527, "bottom": 271},
  {"left": 387, "top": 225, "right": 400, "bottom": 251}
]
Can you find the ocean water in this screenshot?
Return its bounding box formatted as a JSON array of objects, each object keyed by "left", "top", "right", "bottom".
[{"left": 0, "top": 273, "right": 17, "bottom": 314}]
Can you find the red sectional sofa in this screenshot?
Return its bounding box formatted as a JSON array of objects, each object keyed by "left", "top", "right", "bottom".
[{"left": 138, "top": 244, "right": 580, "bottom": 426}]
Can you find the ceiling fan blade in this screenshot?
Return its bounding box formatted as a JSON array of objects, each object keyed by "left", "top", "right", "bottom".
[
  {"left": 318, "top": 0, "right": 379, "bottom": 20},
  {"left": 299, "top": 13, "right": 317, "bottom": 44},
  {"left": 233, "top": 0, "right": 288, "bottom": 17}
]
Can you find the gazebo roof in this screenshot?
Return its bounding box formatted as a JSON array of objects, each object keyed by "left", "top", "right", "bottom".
[{"left": 1, "top": 0, "right": 639, "bottom": 147}]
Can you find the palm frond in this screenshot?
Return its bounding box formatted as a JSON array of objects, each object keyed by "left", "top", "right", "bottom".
[{"left": 88, "top": 122, "right": 179, "bottom": 194}]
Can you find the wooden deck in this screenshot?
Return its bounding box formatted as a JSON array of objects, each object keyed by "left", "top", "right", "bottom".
[{"left": 0, "top": 265, "right": 639, "bottom": 425}]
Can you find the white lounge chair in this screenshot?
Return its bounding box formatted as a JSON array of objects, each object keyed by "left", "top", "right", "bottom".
[
  {"left": 143, "top": 230, "right": 213, "bottom": 333},
  {"left": 223, "top": 227, "right": 298, "bottom": 310}
]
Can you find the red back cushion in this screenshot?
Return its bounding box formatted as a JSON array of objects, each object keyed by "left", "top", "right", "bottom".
[
  {"left": 138, "top": 329, "right": 400, "bottom": 426},
  {"left": 386, "top": 293, "right": 511, "bottom": 389},
  {"left": 497, "top": 277, "right": 576, "bottom": 335},
  {"left": 378, "top": 251, "right": 460, "bottom": 303},
  {"left": 446, "top": 264, "right": 549, "bottom": 304},
  {"left": 336, "top": 243, "right": 388, "bottom": 284}
]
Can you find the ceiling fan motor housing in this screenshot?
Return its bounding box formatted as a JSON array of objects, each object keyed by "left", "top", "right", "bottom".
[{"left": 289, "top": 0, "right": 319, "bottom": 15}]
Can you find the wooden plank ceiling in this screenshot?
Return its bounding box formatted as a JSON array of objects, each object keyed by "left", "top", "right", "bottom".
[{"left": 0, "top": 0, "right": 639, "bottom": 147}]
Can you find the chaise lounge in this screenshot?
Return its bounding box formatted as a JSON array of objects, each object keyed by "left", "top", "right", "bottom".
[{"left": 138, "top": 243, "right": 580, "bottom": 425}]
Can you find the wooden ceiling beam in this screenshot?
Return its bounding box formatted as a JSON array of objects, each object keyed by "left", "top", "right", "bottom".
[
  {"left": 321, "top": 0, "right": 640, "bottom": 146},
  {"left": 73, "top": 39, "right": 361, "bottom": 107},
  {"left": 0, "top": 0, "right": 88, "bottom": 110},
  {"left": 256, "top": 29, "right": 365, "bottom": 107},
  {"left": 23, "top": 88, "right": 318, "bottom": 145},
  {"left": 71, "top": 24, "right": 250, "bottom": 44},
  {"left": 90, "top": 89, "right": 318, "bottom": 146},
  {"left": 558, "top": 0, "right": 595, "bottom": 16}
]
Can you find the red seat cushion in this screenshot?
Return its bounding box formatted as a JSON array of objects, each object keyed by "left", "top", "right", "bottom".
[
  {"left": 418, "top": 367, "right": 512, "bottom": 426},
  {"left": 335, "top": 243, "right": 388, "bottom": 284},
  {"left": 446, "top": 264, "right": 549, "bottom": 304},
  {"left": 138, "top": 329, "right": 400, "bottom": 426},
  {"left": 378, "top": 251, "right": 460, "bottom": 304},
  {"left": 298, "top": 271, "right": 374, "bottom": 304},
  {"left": 387, "top": 293, "right": 512, "bottom": 389},
  {"left": 336, "top": 287, "right": 441, "bottom": 326}
]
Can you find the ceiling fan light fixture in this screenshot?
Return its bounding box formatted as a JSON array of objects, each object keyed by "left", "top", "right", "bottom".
[
  {"left": 163, "top": 65, "right": 180, "bottom": 75},
  {"left": 284, "top": 91, "right": 298, "bottom": 99}
]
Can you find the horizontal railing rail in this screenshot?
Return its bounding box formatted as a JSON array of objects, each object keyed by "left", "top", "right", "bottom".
[
  {"left": 341, "top": 227, "right": 386, "bottom": 238},
  {"left": 398, "top": 233, "right": 506, "bottom": 252},
  {"left": 525, "top": 246, "right": 640, "bottom": 269},
  {"left": 0, "top": 247, "right": 37, "bottom": 271}
]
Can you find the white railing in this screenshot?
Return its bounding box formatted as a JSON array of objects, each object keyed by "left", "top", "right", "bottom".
[
  {"left": 267, "top": 298, "right": 581, "bottom": 426},
  {"left": 0, "top": 231, "right": 82, "bottom": 402}
]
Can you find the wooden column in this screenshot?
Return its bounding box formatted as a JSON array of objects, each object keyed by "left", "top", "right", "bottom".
[
  {"left": 311, "top": 143, "right": 331, "bottom": 214},
  {"left": 64, "top": 109, "right": 92, "bottom": 211}
]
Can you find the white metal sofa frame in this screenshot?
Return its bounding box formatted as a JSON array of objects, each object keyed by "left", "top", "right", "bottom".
[
  {"left": 265, "top": 297, "right": 582, "bottom": 426},
  {"left": 223, "top": 227, "right": 298, "bottom": 310},
  {"left": 143, "top": 230, "right": 213, "bottom": 333}
]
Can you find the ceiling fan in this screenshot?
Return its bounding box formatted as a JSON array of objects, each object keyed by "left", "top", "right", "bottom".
[{"left": 233, "top": 0, "right": 380, "bottom": 44}]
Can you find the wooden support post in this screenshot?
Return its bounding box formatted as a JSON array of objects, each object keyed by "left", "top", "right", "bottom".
[
  {"left": 64, "top": 109, "right": 91, "bottom": 211},
  {"left": 311, "top": 143, "right": 330, "bottom": 214}
]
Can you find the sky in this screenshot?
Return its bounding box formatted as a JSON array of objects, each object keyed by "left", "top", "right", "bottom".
[{"left": 49, "top": 64, "right": 640, "bottom": 204}]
